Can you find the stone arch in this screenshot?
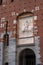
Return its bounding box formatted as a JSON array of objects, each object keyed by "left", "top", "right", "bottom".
[
  {"left": 16, "top": 11, "right": 34, "bottom": 20},
  {"left": 19, "top": 48, "right": 36, "bottom": 65}
]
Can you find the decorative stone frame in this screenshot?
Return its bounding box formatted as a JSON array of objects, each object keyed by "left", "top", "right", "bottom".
[{"left": 16, "top": 12, "right": 35, "bottom": 46}]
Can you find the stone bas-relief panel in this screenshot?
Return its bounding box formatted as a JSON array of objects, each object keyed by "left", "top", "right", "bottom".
[
  {"left": 17, "top": 16, "right": 34, "bottom": 45},
  {"left": 18, "top": 17, "right": 34, "bottom": 38}
]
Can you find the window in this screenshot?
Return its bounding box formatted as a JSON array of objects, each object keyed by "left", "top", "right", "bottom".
[
  {"left": 3, "top": 34, "right": 9, "bottom": 46},
  {"left": 11, "top": 0, "right": 13, "bottom": 2},
  {"left": 0, "top": 0, "right": 2, "bottom": 5}
]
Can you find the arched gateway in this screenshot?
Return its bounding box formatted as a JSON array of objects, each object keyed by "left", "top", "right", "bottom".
[
  {"left": 19, "top": 48, "right": 36, "bottom": 65},
  {"left": 17, "top": 12, "right": 36, "bottom": 65}
]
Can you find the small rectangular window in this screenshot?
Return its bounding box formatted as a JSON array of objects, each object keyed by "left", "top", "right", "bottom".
[
  {"left": 3, "top": 34, "right": 9, "bottom": 46},
  {"left": 0, "top": 0, "right": 2, "bottom": 5}
]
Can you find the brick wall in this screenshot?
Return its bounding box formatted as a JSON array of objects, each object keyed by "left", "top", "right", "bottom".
[{"left": 0, "top": 0, "right": 43, "bottom": 64}]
